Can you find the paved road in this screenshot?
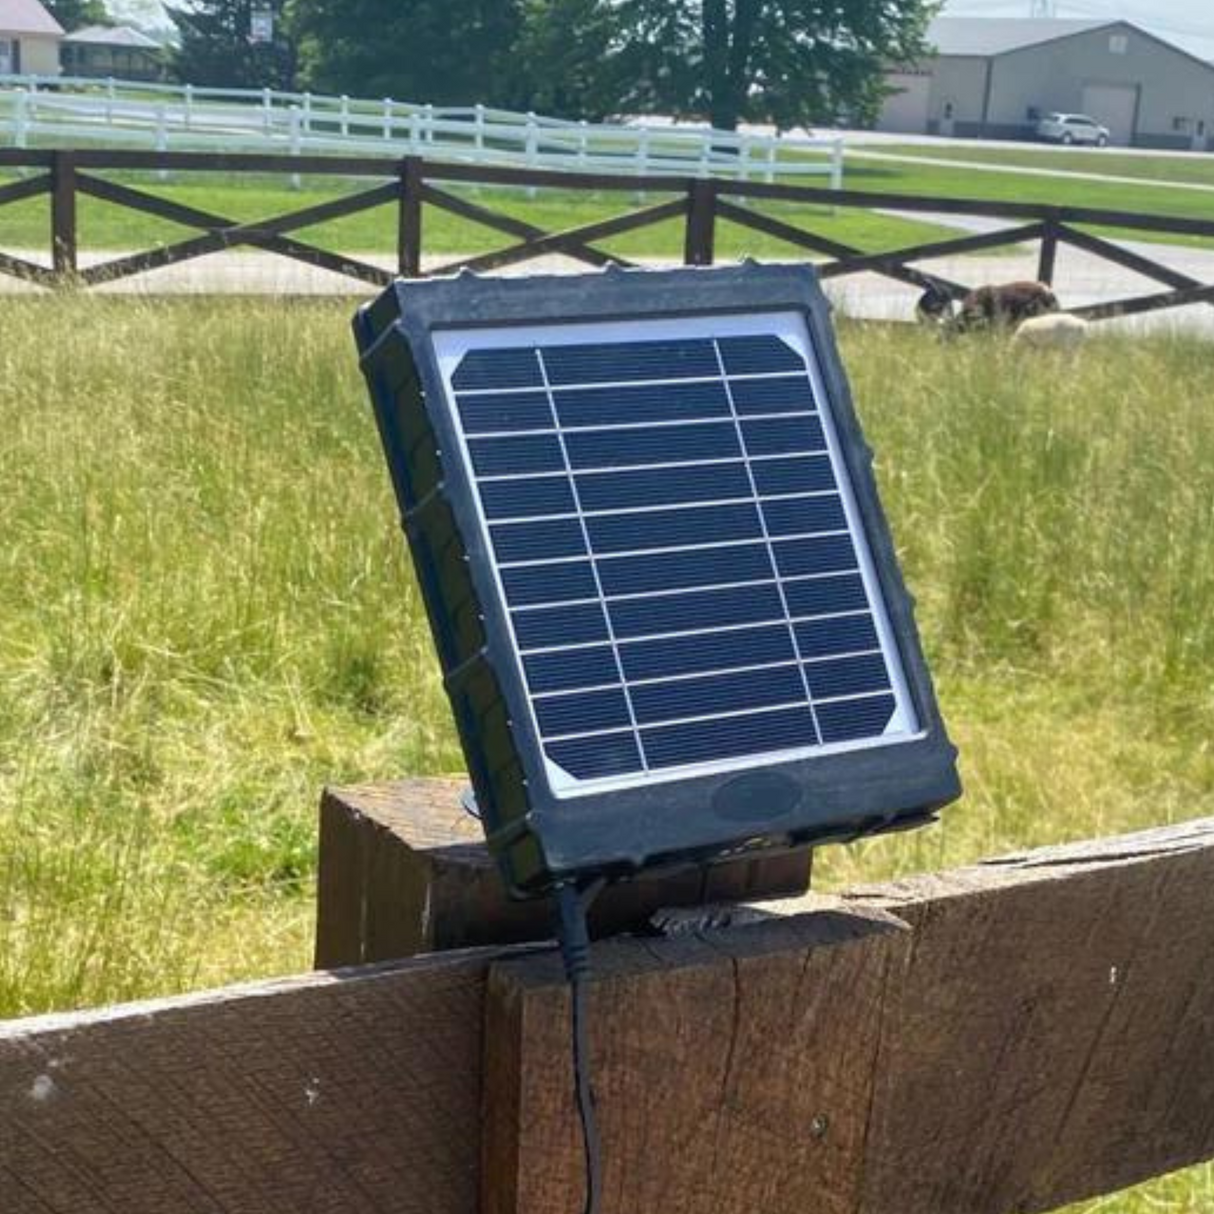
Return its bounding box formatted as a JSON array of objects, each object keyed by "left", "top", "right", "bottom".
[{"left": 3, "top": 241, "right": 1211, "bottom": 337}]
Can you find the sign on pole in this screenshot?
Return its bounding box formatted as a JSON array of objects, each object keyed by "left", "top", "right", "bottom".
[{"left": 250, "top": 9, "right": 274, "bottom": 43}]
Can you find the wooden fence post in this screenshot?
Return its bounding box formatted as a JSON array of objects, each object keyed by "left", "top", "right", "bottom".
[
  {"left": 483, "top": 818, "right": 1214, "bottom": 1214},
  {"left": 1038, "top": 212, "right": 1060, "bottom": 285},
  {"left": 398, "top": 156, "right": 424, "bottom": 277},
  {"left": 314, "top": 779, "right": 812, "bottom": 967},
  {"left": 683, "top": 177, "right": 717, "bottom": 266},
  {"left": 50, "top": 149, "right": 77, "bottom": 284},
  {"left": 2, "top": 810, "right": 1214, "bottom": 1212}
]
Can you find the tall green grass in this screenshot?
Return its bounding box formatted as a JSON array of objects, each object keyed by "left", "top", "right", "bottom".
[
  {"left": 0, "top": 298, "right": 1211, "bottom": 1209},
  {"left": 0, "top": 297, "right": 462, "bottom": 1013}
]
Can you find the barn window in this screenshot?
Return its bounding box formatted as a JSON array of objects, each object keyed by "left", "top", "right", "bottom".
[{"left": 1109, "top": 34, "right": 1128, "bottom": 54}]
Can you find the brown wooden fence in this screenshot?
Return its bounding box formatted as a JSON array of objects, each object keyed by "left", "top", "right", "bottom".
[
  {"left": 4, "top": 778, "right": 1214, "bottom": 1214},
  {"left": 1, "top": 148, "right": 1213, "bottom": 321}
]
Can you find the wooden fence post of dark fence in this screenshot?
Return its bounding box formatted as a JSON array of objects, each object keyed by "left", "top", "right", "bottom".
[
  {"left": 1038, "top": 212, "right": 1060, "bottom": 286},
  {"left": 3, "top": 790, "right": 1214, "bottom": 1214},
  {"left": 315, "top": 780, "right": 813, "bottom": 965},
  {"left": 683, "top": 178, "right": 717, "bottom": 267},
  {"left": 50, "top": 150, "right": 77, "bottom": 283},
  {"left": 398, "top": 156, "right": 424, "bottom": 277},
  {"left": 482, "top": 817, "right": 1214, "bottom": 1214}
]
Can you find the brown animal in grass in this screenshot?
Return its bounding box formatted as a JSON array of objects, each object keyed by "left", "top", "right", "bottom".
[{"left": 916, "top": 281, "right": 1060, "bottom": 334}]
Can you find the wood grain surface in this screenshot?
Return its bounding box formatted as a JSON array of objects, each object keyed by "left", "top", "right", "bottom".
[
  {"left": 485, "top": 818, "right": 1214, "bottom": 1214},
  {"left": 1, "top": 952, "right": 494, "bottom": 1214},
  {"left": 4, "top": 815, "right": 1211, "bottom": 1214},
  {"left": 314, "top": 780, "right": 812, "bottom": 966}
]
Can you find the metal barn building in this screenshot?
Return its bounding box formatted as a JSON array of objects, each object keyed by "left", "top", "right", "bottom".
[{"left": 879, "top": 17, "right": 1214, "bottom": 150}]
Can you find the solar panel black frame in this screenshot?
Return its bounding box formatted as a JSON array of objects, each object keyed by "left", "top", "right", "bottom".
[{"left": 355, "top": 264, "right": 960, "bottom": 896}]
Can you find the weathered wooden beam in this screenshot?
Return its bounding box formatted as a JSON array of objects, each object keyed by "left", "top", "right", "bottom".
[
  {"left": 419, "top": 182, "right": 551, "bottom": 241},
  {"left": 1056, "top": 224, "right": 1214, "bottom": 313},
  {"left": 399, "top": 156, "right": 424, "bottom": 277},
  {"left": 315, "top": 780, "right": 813, "bottom": 967},
  {"left": 423, "top": 193, "right": 681, "bottom": 276},
  {"left": 50, "top": 150, "right": 77, "bottom": 282},
  {"left": 683, "top": 179, "right": 717, "bottom": 267},
  {"left": 1074, "top": 281, "right": 1214, "bottom": 322},
  {"left": 484, "top": 817, "right": 1214, "bottom": 1214},
  {"left": 75, "top": 174, "right": 396, "bottom": 288},
  {"left": 815, "top": 221, "right": 1047, "bottom": 281},
  {"left": 3, "top": 817, "right": 1212, "bottom": 1213},
  {"left": 0, "top": 951, "right": 497, "bottom": 1214},
  {"left": 0, "top": 172, "right": 51, "bottom": 209},
  {"left": 429, "top": 198, "right": 681, "bottom": 276},
  {"left": 714, "top": 198, "right": 968, "bottom": 298},
  {"left": 0, "top": 250, "right": 56, "bottom": 287},
  {"left": 1037, "top": 213, "right": 1060, "bottom": 285}
]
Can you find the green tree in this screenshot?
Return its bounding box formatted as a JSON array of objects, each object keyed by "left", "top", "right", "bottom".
[
  {"left": 166, "top": 0, "right": 297, "bottom": 89},
  {"left": 44, "top": 0, "right": 110, "bottom": 30},
  {"left": 612, "top": 0, "right": 939, "bottom": 131},
  {"left": 507, "top": 0, "right": 622, "bottom": 120},
  {"left": 286, "top": 0, "right": 522, "bottom": 105}
]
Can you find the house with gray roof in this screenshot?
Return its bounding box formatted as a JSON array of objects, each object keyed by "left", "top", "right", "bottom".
[
  {"left": 878, "top": 17, "right": 1214, "bottom": 150},
  {"left": 0, "top": 0, "right": 63, "bottom": 76},
  {"left": 62, "top": 25, "right": 165, "bottom": 81}
]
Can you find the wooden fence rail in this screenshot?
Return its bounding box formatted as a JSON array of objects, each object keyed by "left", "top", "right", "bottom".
[
  {"left": 1, "top": 149, "right": 1213, "bottom": 320},
  {"left": 2, "top": 779, "right": 1213, "bottom": 1214}
]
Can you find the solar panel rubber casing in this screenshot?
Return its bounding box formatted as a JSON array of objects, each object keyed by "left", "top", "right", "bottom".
[{"left": 355, "top": 265, "right": 960, "bottom": 895}]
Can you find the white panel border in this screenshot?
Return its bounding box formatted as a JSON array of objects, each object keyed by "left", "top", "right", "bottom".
[{"left": 432, "top": 311, "right": 923, "bottom": 799}]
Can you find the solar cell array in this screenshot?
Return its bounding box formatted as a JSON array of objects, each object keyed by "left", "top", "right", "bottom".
[{"left": 436, "top": 315, "right": 918, "bottom": 796}]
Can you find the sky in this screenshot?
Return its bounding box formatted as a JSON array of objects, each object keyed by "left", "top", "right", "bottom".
[
  {"left": 943, "top": 0, "right": 1214, "bottom": 62},
  {"left": 104, "top": 1, "right": 1214, "bottom": 65}
]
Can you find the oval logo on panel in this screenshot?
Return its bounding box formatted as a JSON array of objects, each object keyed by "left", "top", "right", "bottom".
[{"left": 712, "top": 770, "right": 803, "bottom": 823}]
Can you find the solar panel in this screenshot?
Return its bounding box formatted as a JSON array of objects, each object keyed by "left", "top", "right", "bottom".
[{"left": 356, "top": 265, "right": 960, "bottom": 894}]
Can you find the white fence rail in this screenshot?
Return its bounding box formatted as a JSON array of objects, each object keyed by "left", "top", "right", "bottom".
[{"left": 0, "top": 73, "right": 844, "bottom": 186}]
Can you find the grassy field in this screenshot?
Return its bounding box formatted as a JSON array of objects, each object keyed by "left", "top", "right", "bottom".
[
  {"left": 874, "top": 142, "right": 1214, "bottom": 188},
  {"left": 0, "top": 172, "right": 959, "bottom": 260},
  {"left": 839, "top": 153, "right": 1214, "bottom": 246},
  {"left": 1, "top": 297, "right": 1213, "bottom": 1209}
]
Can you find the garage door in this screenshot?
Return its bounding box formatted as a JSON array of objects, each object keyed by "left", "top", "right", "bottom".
[
  {"left": 878, "top": 73, "right": 932, "bottom": 134},
  {"left": 1081, "top": 84, "right": 1138, "bottom": 145}
]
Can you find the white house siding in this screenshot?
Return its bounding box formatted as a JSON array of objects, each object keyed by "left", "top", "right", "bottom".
[{"left": 15, "top": 32, "right": 58, "bottom": 73}]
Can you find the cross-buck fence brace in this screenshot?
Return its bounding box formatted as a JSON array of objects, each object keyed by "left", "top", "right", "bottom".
[
  {"left": 1, "top": 149, "right": 1213, "bottom": 322},
  {"left": 2, "top": 777, "right": 1213, "bottom": 1214}
]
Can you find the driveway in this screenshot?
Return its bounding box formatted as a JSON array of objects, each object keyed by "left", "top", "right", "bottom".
[{"left": 2, "top": 240, "right": 1211, "bottom": 337}]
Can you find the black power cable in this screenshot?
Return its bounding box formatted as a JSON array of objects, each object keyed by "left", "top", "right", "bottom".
[{"left": 554, "top": 881, "right": 605, "bottom": 1214}]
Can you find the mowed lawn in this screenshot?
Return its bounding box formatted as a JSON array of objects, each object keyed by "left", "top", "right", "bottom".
[
  {"left": 872, "top": 141, "right": 1214, "bottom": 188},
  {"left": 1, "top": 297, "right": 1213, "bottom": 1210},
  {"left": 839, "top": 146, "right": 1214, "bottom": 249},
  {"left": 839, "top": 153, "right": 1214, "bottom": 243}
]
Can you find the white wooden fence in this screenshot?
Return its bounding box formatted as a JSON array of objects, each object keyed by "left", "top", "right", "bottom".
[{"left": 0, "top": 73, "right": 844, "bottom": 186}]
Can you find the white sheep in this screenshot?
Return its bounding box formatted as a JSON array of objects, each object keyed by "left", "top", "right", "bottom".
[{"left": 1010, "top": 313, "right": 1090, "bottom": 352}]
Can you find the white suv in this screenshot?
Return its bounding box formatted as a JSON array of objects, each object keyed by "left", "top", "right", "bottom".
[{"left": 1036, "top": 113, "right": 1111, "bottom": 146}]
